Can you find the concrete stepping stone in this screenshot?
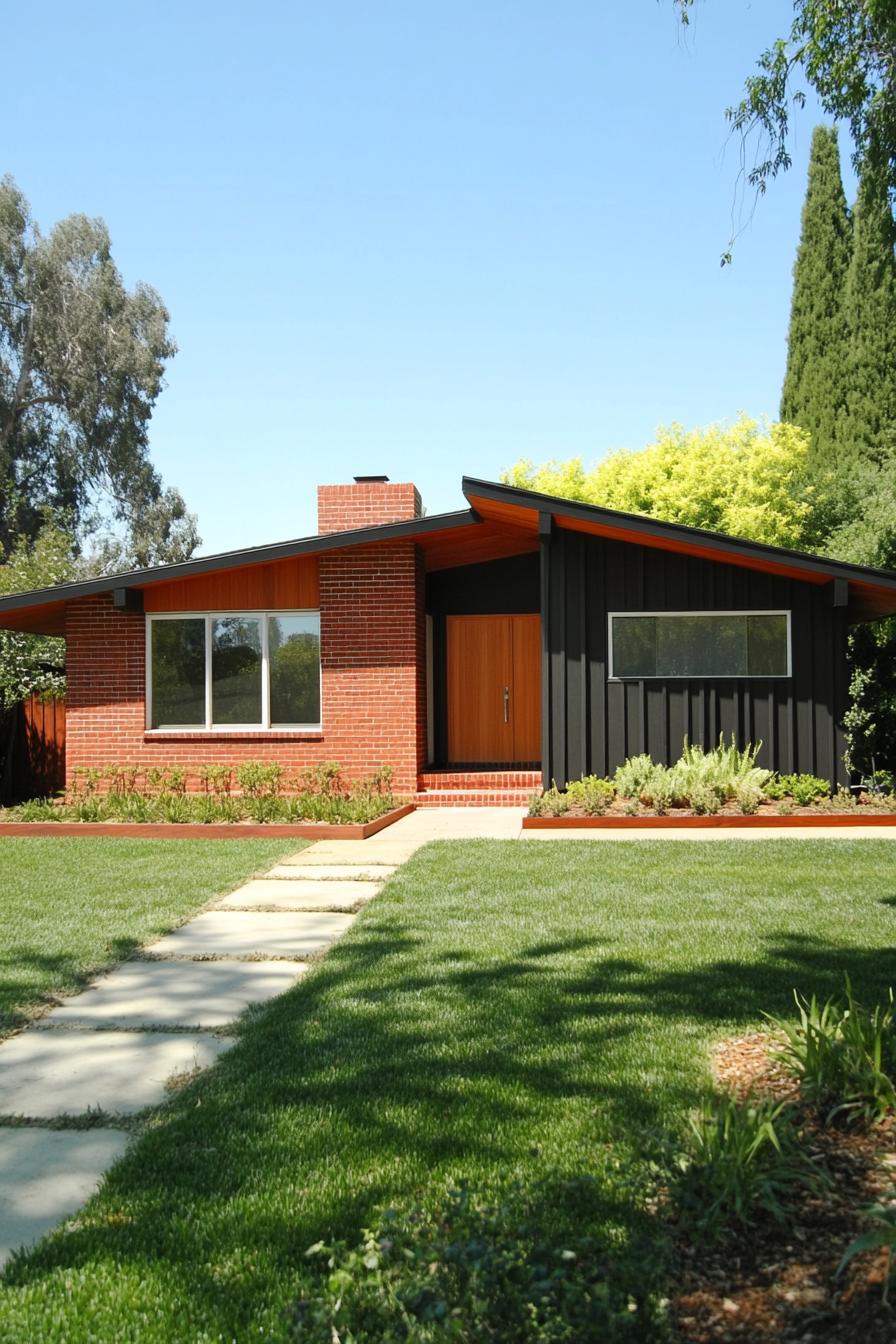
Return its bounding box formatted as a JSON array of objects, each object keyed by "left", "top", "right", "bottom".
[
  {"left": 266, "top": 863, "right": 397, "bottom": 881},
  {"left": 217, "top": 879, "right": 381, "bottom": 910},
  {"left": 0, "top": 1128, "right": 129, "bottom": 1269},
  {"left": 0, "top": 1030, "right": 230, "bottom": 1118},
  {"left": 142, "top": 910, "right": 355, "bottom": 960},
  {"left": 298, "top": 842, "right": 422, "bottom": 864},
  {"left": 38, "top": 960, "right": 308, "bottom": 1030}
]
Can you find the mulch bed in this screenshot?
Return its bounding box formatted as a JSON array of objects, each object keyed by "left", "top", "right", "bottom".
[
  {"left": 669, "top": 1032, "right": 896, "bottom": 1343},
  {"left": 553, "top": 800, "right": 896, "bottom": 820}
]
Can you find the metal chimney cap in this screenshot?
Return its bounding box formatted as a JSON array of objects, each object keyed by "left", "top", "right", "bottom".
[{"left": 353, "top": 475, "right": 390, "bottom": 483}]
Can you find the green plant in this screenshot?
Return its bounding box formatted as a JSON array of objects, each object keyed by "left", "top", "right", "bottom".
[
  {"left": 158, "top": 793, "right": 192, "bottom": 824},
  {"left": 236, "top": 760, "right": 283, "bottom": 799},
  {"left": 245, "top": 796, "right": 287, "bottom": 824},
  {"left": 669, "top": 1094, "right": 825, "bottom": 1239},
  {"left": 295, "top": 1176, "right": 664, "bottom": 1342},
  {"left": 767, "top": 980, "right": 896, "bottom": 1125},
  {"left": 613, "top": 754, "right": 656, "bottom": 800},
  {"left": 767, "top": 773, "right": 831, "bottom": 806},
  {"left": 838, "top": 1191, "right": 896, "bottom": 1304},
  {"left": 536, "top": 785, "right": 569, "bottom": 818},
  {"left": 565, "top": 775, "right": 615, "bottom": 816},
  {"left": 642, "top": 766, "right": 678, "bottom": 814},
  {"left": 677, "top": 734, "right": 771, "bottom": 804},
  {"left": 688, "top": 783, "right": 721, "bottom": 817},
  {"left": 7, "top": 797, "right": 62, "bottom": 821},
  {"left": 198, "top": 764, "right": 232, "bottom": 795},
  {"left": 734, "top": 781, "right": 763, "bottom": 815},
  {"left": 776, "top": 800, "right": 795, "bottom": 816}
]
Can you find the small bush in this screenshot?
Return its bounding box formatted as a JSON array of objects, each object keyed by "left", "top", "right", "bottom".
[
  {"left": 565, "top": 775, "right": 615, "bottom": 816},
  {"left": 236, "top": 760, "right": 283, "bottom": 798},
  {"left": 641, "top": 766, "right": 677, "bottom": 814},
  {"left": 614, "top": 754, "right": 656, "bottom": 800},
  {"left": 733, "top": 781, "right": 763, "bottom": 815},
  {"left": 535, "top": 785, "right": 569, "bottom": 818},
  {"left": 767, "top": 980, "right": 896, "bottom": 1125},
  {"left": 292, "top": 1176, "right": 666, "bottom": 1342},
  {"left": 688, "top": 783, "right": 720, "bottom": 816},
  {"left": 668, "top": 1094, "right": 825, "bottom": 1240}
]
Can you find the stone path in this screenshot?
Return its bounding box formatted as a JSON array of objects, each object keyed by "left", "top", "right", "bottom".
[{"left": 0, "top": 846, "right": 396, "bottom": 1270}]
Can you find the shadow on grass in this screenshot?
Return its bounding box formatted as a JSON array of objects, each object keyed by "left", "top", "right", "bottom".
[
  {"left": 0, "top": 935, "right": 148, "bottom": 1037},
  {"left": 3, "top": 861, "right": 896, "bottom": 1337}
]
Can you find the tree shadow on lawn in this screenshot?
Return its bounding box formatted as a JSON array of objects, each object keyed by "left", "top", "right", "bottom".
[
  {"left": 4, "top": 915, "right": 896, "bottom": 1335},
  {"left": 0, "top": 935, "right": 147, "bottom": 1037}
]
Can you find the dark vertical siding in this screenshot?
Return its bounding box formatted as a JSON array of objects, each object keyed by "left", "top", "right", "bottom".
[{"left": 542, "top": 530, "right": 850, "bottom": 787}]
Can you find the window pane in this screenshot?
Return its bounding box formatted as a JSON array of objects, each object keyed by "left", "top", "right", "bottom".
[
  {"left": 748, "top": 614, "right": 789, "bottom": 676},
  {"left": 269, "top": 615, "right": 321, "bottom": 725},
  {"left": 612, "top": 617, "right": 656, "bottom": 676},
  {"left": 657, "top": 615, "right": 747, "bottom": 677},
  {"left": 212, "top": 617, "right": 262, "bottom": 724},
  {"left": 151, "top": 619, "right": 206, "bottom": 727}
]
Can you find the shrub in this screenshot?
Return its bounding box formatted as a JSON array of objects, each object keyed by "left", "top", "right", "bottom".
[
  {"left": 733, "top": 781, "right": 763, "bottom": 815},
  {"left": 766, "top": 980, "right": 896, "bottom": 1125},
  {"left": 641, "top": 766, "right": 677, "bottom": 814},
  {"left": 198, "top": 764, "right": 232, "bottom": 795},
  {"left": 236, "top": 760, "right": 283, "bottom": 798},
  {"left": 766, "top": 773, "right": 830, "bottom": 806},
  {"left": 688, "top": 783, "right": 721, "bottom": 816},
  {"left": 292, "top": 1176, "right": 665, "bottom": 1342},
  {"left": 535, "top": 785, "right": 569, "bottom": 818},
  {"left": 676, "top": 735, "right": 770, "bottom": 804},
  {"left": 565, "top": 776, "right": 615, "bottom": 816},
  {"left": 668, "top": 1094, "right": 825, "bottom": 1240},
  {"left": 614, "top": 754, "right": 656, "bottom": 800}
]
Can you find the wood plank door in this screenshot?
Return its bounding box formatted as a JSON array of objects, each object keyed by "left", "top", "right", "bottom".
[{"left": 446, "top": 614, "right": 540, "bottom": 763}]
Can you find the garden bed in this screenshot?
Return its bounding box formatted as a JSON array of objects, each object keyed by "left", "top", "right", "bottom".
[
  {"left": 0, "top": 803, "right": 415, "bottom": 839},
  {"left": 524, "top": 809, "right": 896, "bottom": 828}
]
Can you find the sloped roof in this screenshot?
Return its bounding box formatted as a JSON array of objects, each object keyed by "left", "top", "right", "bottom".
[{"left": 2, "top": 477, "right": 896, "bottom": 634}]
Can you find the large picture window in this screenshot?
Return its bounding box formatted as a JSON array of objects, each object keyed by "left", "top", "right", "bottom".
[
  {"left": 147, "top": 612, "right": 321, "bottom": 730},
  {"left": 609, "top": 611, "right": 790, "bottom": 680}
]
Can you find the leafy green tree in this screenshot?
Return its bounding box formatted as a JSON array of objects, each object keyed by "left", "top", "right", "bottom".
[
  {"left": 0, "top": 175, "right": 198, "bottom": 566},
  {"left": 780, "top": 127, "right": 852, "bottom": 473},
  {"left": 839, "top": 165, "right": 896, "bottom": 468},
  {"left": 503, "top": 417, "right": 817, "bottom": 549},
  {"left": 674, "top": 0, "right": 896, "bottom": 204}
]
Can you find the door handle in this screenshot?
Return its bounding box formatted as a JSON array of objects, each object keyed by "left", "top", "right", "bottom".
[{"left": 503, "top": 686, "right": 509, "bottom": 723}]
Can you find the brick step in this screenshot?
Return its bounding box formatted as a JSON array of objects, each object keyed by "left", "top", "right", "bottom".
[
  {"left": 413, "top": 789, "right": 537, "bottom": 808},
  {"left": 418, "top": 770, "right": 542, "bottom": 791}
]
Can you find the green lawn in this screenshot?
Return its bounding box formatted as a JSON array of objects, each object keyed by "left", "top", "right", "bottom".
[
  {"left": 0, "top": 837, "right": 299, "bottom": 1037},
  {"left": 1, "top": 839, "right": 895, "bottom": 1341}
]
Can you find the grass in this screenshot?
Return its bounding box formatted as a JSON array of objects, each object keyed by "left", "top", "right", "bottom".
[
  {"left": 0, "top": 837, "right": 300, "bottom": 1038},
  {"left": 0, "top": 839, "right": 895, "bottom": 1340}
]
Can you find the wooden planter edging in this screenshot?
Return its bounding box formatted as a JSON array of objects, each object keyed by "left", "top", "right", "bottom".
[
  {"left": 0, "top": 803, "right": 415, "bottom": 840},
  {"left": 523, "top": 812, "right": 896, "bottom": 830}
]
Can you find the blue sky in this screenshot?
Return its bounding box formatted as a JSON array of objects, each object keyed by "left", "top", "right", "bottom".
[{"left": 3, "top": 2, "right": 851, "bottom": 555}]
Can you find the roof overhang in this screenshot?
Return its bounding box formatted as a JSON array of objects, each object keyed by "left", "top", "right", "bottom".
[{"left": 462, "top": 477, "right": 896, "bottom": 621}]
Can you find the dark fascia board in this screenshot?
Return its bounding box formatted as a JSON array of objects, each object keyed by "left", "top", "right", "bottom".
[
  {"left": 462, "top": 477, "right": 896, "bottom": 592},
  {"left": 0, "top": 509, "right": 480, "bottom": 616}
]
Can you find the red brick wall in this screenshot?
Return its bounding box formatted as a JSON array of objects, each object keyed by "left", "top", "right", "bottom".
[
  {"left": 64, "top": 540, "right": 427, "bottom": 794},
  {"left": 317, "top": 482, "right": 422, "bottom": 534}
]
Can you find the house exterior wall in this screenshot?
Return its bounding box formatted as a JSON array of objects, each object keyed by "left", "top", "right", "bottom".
[
  {"left": 541, "top": 529, "right": 850, "bottom": 788},
  {"left": 64, "top": 540, "right": 426, "bottom": 794}
]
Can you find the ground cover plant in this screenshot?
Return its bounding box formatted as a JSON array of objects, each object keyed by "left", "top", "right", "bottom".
[
  {"left": 0, "top": 837, "right": 296, "bottom": 1038},
  {"left": 529, "top": 736, "right": 896, "bottom": 819},
  {"left": 1, "top": 839, "right": 895, "bottom": 1341},
  {"left": 0, "top": 761, "right": 398, "bottom": 825}
]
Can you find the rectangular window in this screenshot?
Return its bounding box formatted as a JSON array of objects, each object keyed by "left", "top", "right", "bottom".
[
  {"left": 147, "top": 612, "right": 321, "bottom": 730},
  {"left": 609, "top": 611, "right": 790, "bottom": 680}
]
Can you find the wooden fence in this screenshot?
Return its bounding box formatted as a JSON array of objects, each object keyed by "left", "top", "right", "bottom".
[{"left": 4, "top": 695, "right": 66, "bottom": 803}]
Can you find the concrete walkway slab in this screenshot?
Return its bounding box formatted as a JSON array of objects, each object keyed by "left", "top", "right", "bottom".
[
  {"left": 0, "top": 1031, "right": 230, "bottom": 1118},
  {"left": 267, "top": 863, "right": 398, "bottom": 880},
  {"left": 217, "top": 878, "right": 381, "bottom": 910},
  {"left": 0, "top": 1128, "right": 129, "bottom": 1269},
  {"left": 299, "top": 841, "right": 423, "bottom": 863},
  {"left": 40, "top": 959, "right": 308, "bottom": 1029},
  {"left": 143, "top": 910, "right": 356, "bottom": 959}
]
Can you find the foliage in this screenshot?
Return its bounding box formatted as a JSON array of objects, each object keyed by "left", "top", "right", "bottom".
[
  {"left": 668, "top": 1094, "right": 824, "bottom": 1240},
  {"left": 504, "top": 417, "right": 816, "bottom": 549},
  {"left": 564, "top": 775, "right": 615, "bottom": 816},
  {"left": 733, "top": 781, "right": 763, "bottom": 815},
  {"left": 2, "top": 759, "right": 398, "bottom": 825},
  {"left": 780, "top": 126, "right": 852, "bottom": 477},
  {"left": 614, "top": 755, "right": 657, "bottom": 801},
  {"left": 767, "top": 980, "right": 896, "bottom": 1125},
  {"left": 763, "top": 773, "right": 831, "bottom": 806},
  {"left": 295, "top": 1176, "right": 664, "bottom": 1342},
  {"left": 0, "top": 520, "right": 71, "bottom": 710},
  {"left": 675, "top": 1, "right": 896, "bottom": 232},
  {"left": 0, "top": 174, "right": 197, "bottom": 566},
  {"left": 838, "top": 1192, "right": 896, "bottom": 1303},
  {"left": 839, "top": 164, "right": 896, "bottom": 470}
]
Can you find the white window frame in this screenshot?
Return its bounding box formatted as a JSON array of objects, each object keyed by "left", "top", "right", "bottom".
[
  {"left": 607, "top": 610, "right": 792, "bottom": 681},
  {"left": 146, "top": 611, "right": 322, "bottom": 731}
]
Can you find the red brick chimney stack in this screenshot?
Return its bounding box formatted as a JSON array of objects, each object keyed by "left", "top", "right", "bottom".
[{"left": 317, "top": 475, "right": 423, "bottom": 534}]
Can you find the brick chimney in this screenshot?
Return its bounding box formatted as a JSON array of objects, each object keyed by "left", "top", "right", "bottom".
[{"left": 317, "top": 475, "right": 423, "bottom": 535}]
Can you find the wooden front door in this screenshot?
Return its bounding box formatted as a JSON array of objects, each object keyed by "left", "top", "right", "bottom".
[{"left": 446, "top": 614, "right": 541, "bottom": 763}]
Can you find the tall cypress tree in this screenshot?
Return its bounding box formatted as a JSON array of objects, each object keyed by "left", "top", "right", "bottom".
[
  {"left": 840, "top": 165, "right": 896, "bottom": 467},
  {"left": 780, "top": 125, "right": 851, "bottom": 469}
]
